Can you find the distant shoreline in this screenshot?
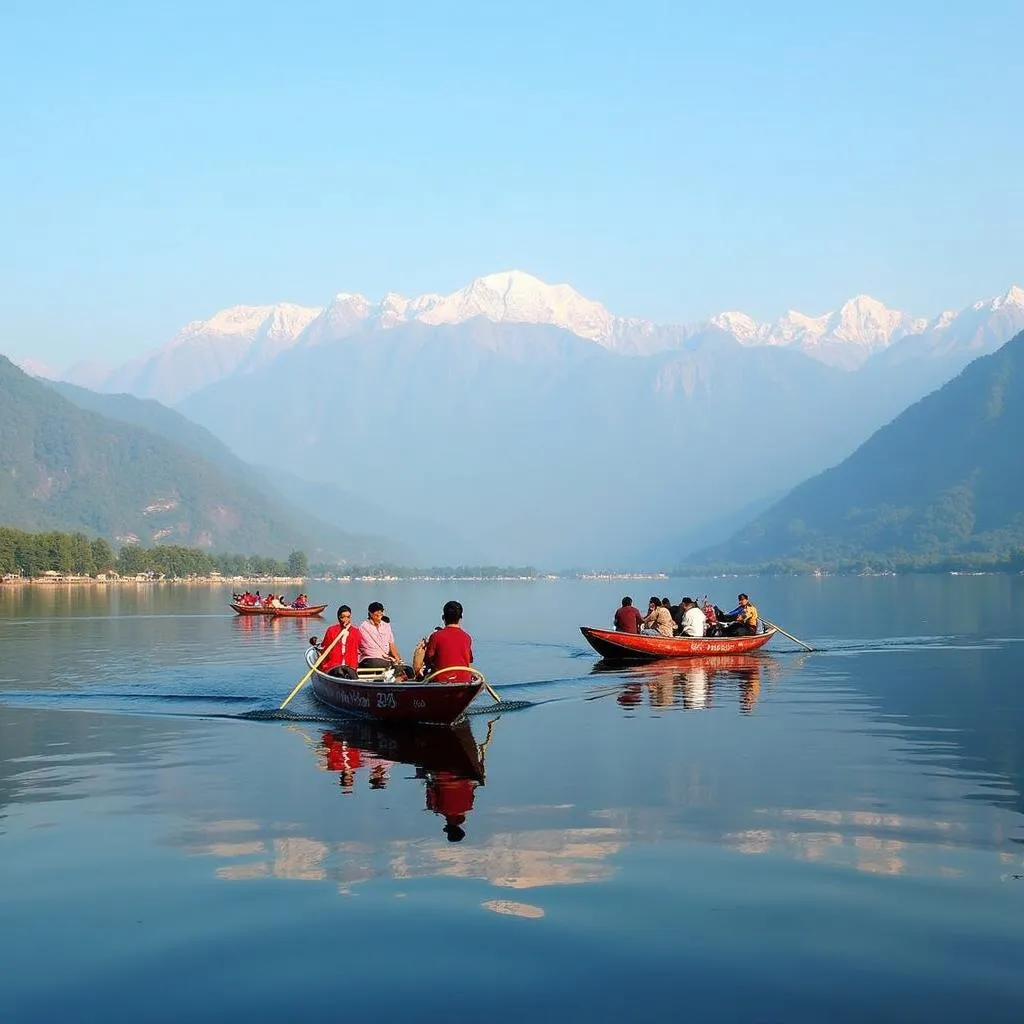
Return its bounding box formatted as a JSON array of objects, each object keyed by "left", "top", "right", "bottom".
[{"left": 1, "top": 572, "right": 674, "bottom": 586}]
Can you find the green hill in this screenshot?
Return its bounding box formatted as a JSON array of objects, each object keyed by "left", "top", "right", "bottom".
[
  {"left": 687, "top": 329, "right": 1024, "bottom": 572},
  {"left": 0, "top": 356, "right": 392, "bottom": 561}
]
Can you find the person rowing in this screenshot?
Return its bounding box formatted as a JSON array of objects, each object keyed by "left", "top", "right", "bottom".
[
  {"left": 719, "top": 593, "right": 759, "bottom": 636},
  {"left": 311, "top": 605, "right": 361, "bottom": 679},
  {"left": 411, "top": 600, "right": 475, "bottom": 683}
]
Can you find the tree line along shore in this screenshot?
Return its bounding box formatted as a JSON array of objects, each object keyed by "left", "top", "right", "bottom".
[{"left": 0, "top": 527, "right": 540, "bottom": 583}]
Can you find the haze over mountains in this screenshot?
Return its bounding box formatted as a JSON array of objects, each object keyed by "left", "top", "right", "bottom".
[
  {"left": 14, "top": 272, "right": 1024, "bottom": 568},
  {"left": 690, "top": 327, "right": 1024, "bottom": 572},
  {"left": 0, "top": 356, "right": 399, "bottom": 563}
]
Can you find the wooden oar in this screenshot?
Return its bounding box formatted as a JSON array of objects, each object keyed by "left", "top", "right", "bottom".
[
  {"left": 422, "top": 666, "right": 501, "bottom": 704},
  {"left": 762, "top": 619, "right": 814, "bottom": 652},
  {"left": 280, "top": 633, "right": 343, "bottom": 710}
]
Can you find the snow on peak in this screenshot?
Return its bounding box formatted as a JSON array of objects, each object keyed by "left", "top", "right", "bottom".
[
  {"left": 415, "top": 269, "right": 615, "bottom": 342},
  {"left": 710, "top": 311, "right": 761, "bottom": 343},
  {"left": 173, "top": 303, "right": 321, "bottom": 349},
  {"left": 831, "top": 294, "right": 911, "bottom": 345},
  {"left": 998, "top": 284, "right": 1024, "bottom": 308}
]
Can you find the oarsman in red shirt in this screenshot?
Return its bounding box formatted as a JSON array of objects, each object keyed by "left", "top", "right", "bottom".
[
  {"left": 613, "top": 596, "right": 644, "bottom": 634},
  {"left": 314, "top": 605, "right": 361, "bottom": 679},
  {"left": 414, "top": 600, "right": 474, "bottom": 683}
]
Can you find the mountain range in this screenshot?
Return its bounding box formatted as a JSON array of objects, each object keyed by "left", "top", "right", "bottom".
[
  {"left": 0, "top": 357, "right": 400, "bottom": 562},
  {"left": 13, "top": 272, "right": 1024, "bottom": 567},
  {"left": 41, "top": 272, "right": 1024, "bottom": 406},
  {"left": 688, "top": 327, "right": 1024, "bottom": 572}
]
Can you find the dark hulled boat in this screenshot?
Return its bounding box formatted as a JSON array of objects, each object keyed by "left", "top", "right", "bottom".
[{"left": 305, "top": 648, "right": 484, "bottom": 724}]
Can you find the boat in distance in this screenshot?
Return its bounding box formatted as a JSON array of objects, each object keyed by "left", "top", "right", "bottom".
[
  {"left": 230, "top": 602, "right": 327, "bottom": 617},
  {"left": 304, "top": 648, "right": 484, "bottom": 724},
  {"left": 579, "top": 625, "right": 777, "bottom": 660}
]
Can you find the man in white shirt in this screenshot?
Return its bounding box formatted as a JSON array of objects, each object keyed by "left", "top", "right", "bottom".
[{"left": 679, "top": 597, "right": 707, "bottom": 638}]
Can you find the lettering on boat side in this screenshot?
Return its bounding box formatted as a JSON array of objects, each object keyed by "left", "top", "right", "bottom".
[
  {"left": 412, "top": 699, "right": 426, "bottom": 710},
  {"left": 337, "top": 688, "right": 372, "bottom": 709},
  {"left": 376, "top": 691, "right": 397, "bottom": 710}
]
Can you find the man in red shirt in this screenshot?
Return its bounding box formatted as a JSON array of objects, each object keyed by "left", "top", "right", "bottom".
[
  {"left": 613, "top": 596, "right": 643, "bottom": 633},
  {"left": 417, "top": 600, "right": 474, "bottom": 683},
  {"left": 315, "top": 605, "right": 360, "bottom": 678}
]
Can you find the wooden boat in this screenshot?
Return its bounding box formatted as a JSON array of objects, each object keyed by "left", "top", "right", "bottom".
[
  {"left": 579, "top": 624, "right": 777, "bottom": 660},
  {"left": 305, "top": 648, "right": 484, "bottom": 724},
  {"left": 230, "top": 602, "right": 326, "bottom": 617}
]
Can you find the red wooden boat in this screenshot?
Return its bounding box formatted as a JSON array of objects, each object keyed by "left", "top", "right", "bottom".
[
  {"left": 231, "top": 602, "right": 327, "bottom": 617},
  {"left": 580, "top": 624, "right": 776, "bottom": 660},
  {"left": 305, "top": 648, "right": 484, "bottom": 724}
]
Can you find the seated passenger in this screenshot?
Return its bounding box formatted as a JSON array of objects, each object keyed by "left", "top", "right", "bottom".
[
  {"left": 678, "top": 597, "right": 707, "bottom": 637},
  {"left": 413, "top": 600, "right": 475, "bottom": 683},
  {"left": 614, "top": 596, "right": 644, "bottom": 634},
  {"left": 358, "top": 601, "right": 412, "bottom": 678},
  {"left": 292, "top": 593, "right": 308, "bottom": 609},
  {"left": 642, "top": 596, "right": 675, "bottom": 637}
]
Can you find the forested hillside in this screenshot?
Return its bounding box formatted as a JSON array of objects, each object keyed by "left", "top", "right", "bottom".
[{"left": 687, "top": 329, "right": 1024, "bottom": 572}]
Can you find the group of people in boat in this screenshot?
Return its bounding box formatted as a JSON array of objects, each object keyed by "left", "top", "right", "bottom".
[
  {"left": 235, "top": 590, "right": 310, "bottom": 609},
  {"left": 312, "top": 599, "right": 475, "bottom": 683},
  {"left": 613, "top": 593, "right": 760, "bottom": 638}
]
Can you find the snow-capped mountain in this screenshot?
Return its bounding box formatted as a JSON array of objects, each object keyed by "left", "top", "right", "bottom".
[
  {"left": 712, "top": 295, "right": 929, "bottom": 369},
  {"left": 51, "top": 273, "right": 1024, "bottom": 404},
  {"left": 95, "top": 302, "right": 321, "bottom": 405}
]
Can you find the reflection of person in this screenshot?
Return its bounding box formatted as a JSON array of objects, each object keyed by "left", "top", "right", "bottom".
[
  {"left": 739, "top": 665, "right": 762, "bottom": 714},
  {"left": 613, "top": 596, "right": 643, "bottom": 634},
  {"left": 425, "top": 771, "right": 478, "bottom": 842},
  {"left": 321, "top": 730, "right": 362, "bottom": 793},
  {"left": 359, "top": 601, "right": 408, "bottom": 673},
  {"left": 681, "top": 666, "right": 710, "bottom": 709},
  {"left": 415, "top": 600, "right": 474, "bottom": 682},
  {"left": 314, "top": 605, "right": 360, "bottom": 678}
]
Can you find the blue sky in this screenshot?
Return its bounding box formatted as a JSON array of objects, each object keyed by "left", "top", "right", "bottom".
[{"left": 1, "top": 0, "right": 1021, "bottom": 365}]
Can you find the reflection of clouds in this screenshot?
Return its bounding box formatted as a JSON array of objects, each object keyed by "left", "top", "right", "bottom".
[
  {"left": 193, "top": 824, "right": 624, "bottom": 891},
  {"left": 482, "top": 899, "right": 545, "bottom": 919},
  {"left": 428, "top": 828, "right": 623, "bottom": 889},
  {"left": 722, "top": 806, "right": 975, "bottom": 877}
]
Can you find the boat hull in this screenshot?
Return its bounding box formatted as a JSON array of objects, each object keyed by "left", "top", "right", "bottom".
[
  {"left": 231, "top": 602, "right": 326, "bottom": 617},
  {"left": 306, "top": 650, "right": 482, "bottom": 724},
  {"left": 580, "top": 625, "right": 776, "bottom": 660}
]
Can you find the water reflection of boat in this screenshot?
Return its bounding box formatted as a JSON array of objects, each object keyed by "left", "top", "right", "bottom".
[
  {"left": 595, "top": 655, "right": 766, "bottom": 713},
  {"left": 316, "top": 718, "right": 490, "bottom": 842},
  {"left": 579, "top": 625, "right": 776, "bottom": 660}
]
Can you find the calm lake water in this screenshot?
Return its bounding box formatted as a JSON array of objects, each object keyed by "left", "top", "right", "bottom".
[{"left": 2, "top": 577, "right": 1023, "bottom": 1022}]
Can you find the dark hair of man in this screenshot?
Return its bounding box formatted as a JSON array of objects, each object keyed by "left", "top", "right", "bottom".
[
  {"left": 368, "top": 601, "right": 385, "bottom": 614},
  {"left": 681, "top": 597, "right": 694, "bottom": 608},
  {"left": 337, "top": 604, "right": 351, "bottom": 620},
  {"left": 737, "top": 593, "right": 749, "bottom": 601},
  {"left": 649, "top": 595, "right": 659, "bottom": 606},
  {"left": 661, "top": 597, "right": 671, "bottom": 607},
  {"left": 621, "top": 596, "right": 632, "bottom": 607},
  {"left": 442, "top": 600, "right": 463, "bottom": 625}
]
